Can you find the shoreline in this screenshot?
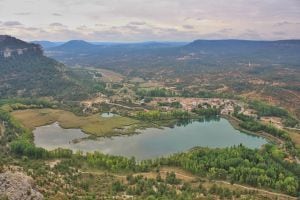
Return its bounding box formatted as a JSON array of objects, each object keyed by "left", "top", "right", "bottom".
[{"left": 223, "top": 114, "right": 284, "bottom": 145}]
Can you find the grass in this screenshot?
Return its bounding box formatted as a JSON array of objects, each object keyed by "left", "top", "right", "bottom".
[
  {"left": 12, "top": 109, "right": 141, "bottom": 136},
  {"left": 288, "top": 130, "right": 300, "bottom": 148},
  {"left": 0, "top": 123, "right": 4, "bottom": 137}
]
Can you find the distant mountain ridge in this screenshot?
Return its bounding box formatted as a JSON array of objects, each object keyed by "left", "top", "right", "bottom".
[
  {"left": 44, "top": 38, "right": 300, "bottom": 71},
  {"left": 31, "top": 40, "right": 64, "bottom": 49},
  {"left": 185, "top": 39, "right": 300, "bottom": 50},
  {"left": 52, "top": 40, "right": 96, "bottom": 51},
  {"left": 47, "top": 40, "right": 188, "bottom": 52},
  {"left": 181, "top": 39, "right": 300, "bottom": 59}
]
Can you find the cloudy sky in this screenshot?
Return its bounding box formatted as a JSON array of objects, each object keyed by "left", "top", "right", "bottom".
[{"left": 0, "top": 0, "right": 299, "bottom": 42}]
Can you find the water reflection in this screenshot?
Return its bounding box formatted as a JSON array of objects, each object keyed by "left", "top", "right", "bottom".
[
  {"left": 34, "top": 118, "right": 267, "bottom": 160},
  {"left": 175, "top": 116, "right": 221, "bottom": 127}
]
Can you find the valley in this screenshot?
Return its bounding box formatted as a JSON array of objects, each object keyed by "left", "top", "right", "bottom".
[{"left": 0, "top": 36, "right": 299, "bottom": 199}]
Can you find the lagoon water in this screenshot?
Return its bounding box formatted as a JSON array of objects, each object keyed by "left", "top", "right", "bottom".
[
  {"left": 34, "top": 118, "right": 267, "bottom": 160},
  {"left": 100, "top": 112, "right": 116, "bottom": 118}
]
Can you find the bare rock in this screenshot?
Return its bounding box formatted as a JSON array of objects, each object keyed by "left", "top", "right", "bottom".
[{"left": 0, "top": 171, "right": 43, "bottom": 200}]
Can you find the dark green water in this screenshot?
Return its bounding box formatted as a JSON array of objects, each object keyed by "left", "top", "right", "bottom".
[{"left": 34, "top": 118, "right": 267, "bottom": 160}]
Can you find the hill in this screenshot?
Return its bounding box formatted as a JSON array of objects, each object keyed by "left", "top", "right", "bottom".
[
  {"left": 31, "top": 40, "right": 63, "bottom": 49},
  {"left": 46, "top": 39, "right": 300, "bottom": 71},
  {"left": 183, "top": 39, "right": 300, "bottom": 63},
  {"left": 0, "top": 35, "right": 90, "bottom": 100},
  {"left": 0, "top": 35, "right": 40, "bottom": 51},
  {"left": 49, "top": 40, "right": 98, "bottom": 53}
]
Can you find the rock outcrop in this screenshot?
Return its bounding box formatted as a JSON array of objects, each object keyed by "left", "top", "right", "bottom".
[{"left": 0, "top": 171, "right": 43, "bottom": 200}]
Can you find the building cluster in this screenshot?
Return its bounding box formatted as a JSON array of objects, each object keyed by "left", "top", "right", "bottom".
[{"left": 151, "top": 97, "right": 240, "bottom": 115}]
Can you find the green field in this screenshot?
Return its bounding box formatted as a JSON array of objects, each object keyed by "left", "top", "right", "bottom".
[{"left": 12, "top": 109, "right": 141, "bottom": 136}]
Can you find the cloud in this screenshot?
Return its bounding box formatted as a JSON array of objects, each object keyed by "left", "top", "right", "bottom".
[
  {"left": 0, "top": 0, "right": 299, "bottom": 41},
  {"left": 52, "top": 13, "right": 62, "bottom": 16},
  {"left": 14, "top": 12, "right": 31, "bottom": 16},
  {"left": 95, "top": 23, "right": 106, "bottom": 27},
  {"left": 218, "top": 28, "right": 233, "bottom": 33},
  {"left": 49, "top": 22, "right": 65, "bottom": 27},
  {"left": 182, "top": 25, "right": 194, "bottom": 29},
  {"left": 128, "top": 21, "right": 146, "bottom": 26},
  {"left": 273, "top": 21, "right": 300, "bottom": 27},
  {"left": 76, "top": 25, "right": 88, "bottom": 30},
  {"left": 237, "top": 29, "right": 262, "bottom": 40},
  {"left": 273, "top": 31, "right": 286, "bottom": 36},
  {"left": 3, "top": 21, "right": 23, "bottom": 26}
]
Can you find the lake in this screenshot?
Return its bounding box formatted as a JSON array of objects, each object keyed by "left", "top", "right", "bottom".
[
  {"left": 100, "top": 112, "right": 116, "bottom": 118},
  {"left": 33, "top": 118, "right": 267, "bottom": 160}
]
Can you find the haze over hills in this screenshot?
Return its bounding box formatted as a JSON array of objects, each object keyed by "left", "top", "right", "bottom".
[
  {"left": 48, "top": 40, "right": 99, "bottom": 53},
  {"left": 47, "top": 40, "right": 188, "bottom": 52},
  {"left": 45, "top": 38, "right": 300, "bottom": 72},
  {"left": 31, "top": 41, "right": 64, "bottom": 49}
]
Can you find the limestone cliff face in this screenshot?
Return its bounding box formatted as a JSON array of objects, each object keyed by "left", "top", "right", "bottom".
[{"left": 0, "top": 171, "right": 44, "bottom": 200}]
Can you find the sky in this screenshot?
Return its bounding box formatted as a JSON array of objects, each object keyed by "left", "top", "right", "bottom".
[{"left": 0, "top": 0, "right": 299, "bottom": 42}]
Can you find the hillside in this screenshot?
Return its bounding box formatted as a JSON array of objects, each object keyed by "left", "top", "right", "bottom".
[
  {"left": 0, "top": 36, "right": 89, "bottom": 100},
  {"left": 0, "top": 35, "right": 40, "bottom": 52},
  {"left": 46, "top": 39, "right": 300, "bottom": 71},
  {"left": 182, "top": 39, "right": 300, "bottom": 64},
  {"left": 49, "top": 40, "right": 97, "bottom": 52},
  {"left": 31, "top": 40, "right": 63, "bottom": 49}
]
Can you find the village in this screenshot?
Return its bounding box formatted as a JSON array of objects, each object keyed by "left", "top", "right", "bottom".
[
  {"left": 75, "top": 67, "right": 291, "bottom": 130},
  {"left": 149, "top": 97, "right": 239, "bottom": 114},
  {"left": 80, "top": 91, "right": 262, "bottom": 120}
]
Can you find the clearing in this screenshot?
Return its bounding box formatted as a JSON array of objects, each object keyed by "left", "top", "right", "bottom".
[
  {"left": 288, "top": 129, "right": 300, "bottom": 148},
  {"left": 90, "top": 67, "right": 124, "bottom": 83},
  {"left": 80, "top": 167, "right": 296, "bottom": 200}
]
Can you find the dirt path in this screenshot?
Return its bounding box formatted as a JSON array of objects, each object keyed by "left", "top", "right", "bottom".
[
  {"left": 282, "top": 88, "right": 300, "bottom": 101},
  {"left": 80, "top": 168, "right": 297, "bottom": 199},
  {"left": 215, "top": 180, "right": 297, "bottom": 199},
  {"left": 154, "top": 170, "right": 297, "bottom": 199},
  {"left": 106, "top": 102, "right": 135, "bottom": 110},
  {"left": 106, "top": 102, "right": 144, "bottom": 111}
]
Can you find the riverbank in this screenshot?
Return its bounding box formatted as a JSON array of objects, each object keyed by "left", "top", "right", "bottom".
[{"left": 223, "top": 114, "right": 284, "bottom": 145}]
